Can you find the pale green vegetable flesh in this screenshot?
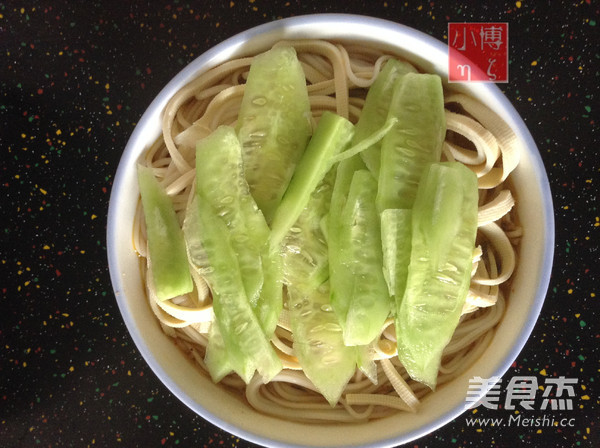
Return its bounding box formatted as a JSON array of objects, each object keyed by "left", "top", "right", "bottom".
[
  {"left": 355, "top": 343, "right": 378, "bottom": 385},
  {"left": 328, "top": 155, "right": 367, "bottom": 330},
  {"left": 376, "top": 72, "right": 445, "bottom": 213},
  {"left": 194, "top": 126, "right": 282, "bottom": 335},
  {"left": 380, "top": 208, "right": 412, "bottom": 301},
  {"left": 184, "top": 195, "right": 282, "bottom": 384},
  {"left": 204, "top": 317, "right": 236, "bottom": 382},
  {"left": 254, "top": 249, "right": 283, "bottom": 337},
  {"left": 395, "top": 162, "right": 478, "bottom": 390},
  {"left": 335, "top": 169, "right": 391, "bottom": 346},
  {"left": 283, "top": 170, "right": 357, "bottom": 406},
  {"left": 236, "top": 45, "right": 312, "bottom": 224},
  {"left": 137, "top": 165, "right": 193, "bottom": 301},
  {"left": 352, "top": 59, "right": 417, "bottom": 176},
  {"left": 270, "top": 111, "right": 354, "bottom": 251},
  {"left": 184, "top": 126, "right": 283, "bottom": 383},
  {"left": 195, "top": 126, "right": 265, "bottom": 304},
  {"left": 289, "top": 285, "right": 357, "bottom": 406},
  {"left": 282, "top": 169, "right": 336, "bottom": 290}
]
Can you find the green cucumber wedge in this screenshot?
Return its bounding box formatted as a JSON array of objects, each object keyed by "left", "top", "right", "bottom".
[
  {"left": 376, "top": 73, "right": 445, "bottom": 212},
  {"left": 204, "top": 318, "right": 238, "bottom": 382},
  {"left": 137, "top": 165, "right": 193, "bottom": 301},
  {"left": 352, "top": 59, "right": 417, "bottom": 176},
  {"left": 196, "top": 126, "right": 266, "bottom": 304},
  {"left": 255, "top": 247, "right": 283, "bottom": 337},
  {"left": 395, "top": 162, "right": 478, "bottom": 390},
  {"left": 282, "top": 169, "right": 356, "bottom": 406},
  {"left": 355, "top": 343, "right": 378, "bottom": 385},
  {"left": 380, "top": 208, "right": 412, "bottom": 302},
  {"left": 337, "top": 169, "right": 391, "bottom": 346},
  {"left": 183, "top": 194, "right": 282, "bottom": 384},
  {"left": 270, "top": 111, "right": 354, "bottom": 251},
  {"left": 288, "top": 285, "right": 357, "bottom": 406},
  {"left": 282, "top": 169, "right": 336, "bottom": 290},
  {"left": 328, "top": 155, "right": 366, "bottom": 329},
  {"left": 236, "top": 45, "right": 312, "bottom": 223},
  {"left": 195, "top": 126, "right": 282, "bottom": 335}
]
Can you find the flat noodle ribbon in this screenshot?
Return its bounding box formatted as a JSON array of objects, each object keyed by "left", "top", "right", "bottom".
[{"left": 444, "top": 93, "right": 520, "bottom": 189}]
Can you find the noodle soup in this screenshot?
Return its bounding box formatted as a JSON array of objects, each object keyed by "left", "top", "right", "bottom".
[{"left": 108, "top": 15, "right": 553, "bottom": 447}]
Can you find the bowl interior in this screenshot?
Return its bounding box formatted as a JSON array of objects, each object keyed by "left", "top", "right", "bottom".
[{"left": 107, "top": 14, "right": 553, "bottom": 448}]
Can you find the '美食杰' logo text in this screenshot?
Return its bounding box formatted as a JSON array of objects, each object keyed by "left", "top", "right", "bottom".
[
  {"left": 463, "top": 375, "right": 579, "bottom": 429},
  {"left": 465, "top": 375, "right": 578, "bottom": 411}
]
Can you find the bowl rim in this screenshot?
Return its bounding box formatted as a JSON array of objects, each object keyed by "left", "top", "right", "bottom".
[{"left": 107, "top": 13, "right": 555, "bottom": 448}]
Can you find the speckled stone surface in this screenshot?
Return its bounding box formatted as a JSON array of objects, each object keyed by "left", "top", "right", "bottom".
[{"left": 1, "top": 1, "right": 597, "bottom": 447}]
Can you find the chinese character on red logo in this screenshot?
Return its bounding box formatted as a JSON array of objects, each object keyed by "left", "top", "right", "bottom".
[{"left": 448, "top": 23, "right": 509, "bottom": 82}]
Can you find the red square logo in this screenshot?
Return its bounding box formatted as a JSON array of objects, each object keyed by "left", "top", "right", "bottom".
[{"left": 448, "top": 23, "right": 509, "bottom": 83}]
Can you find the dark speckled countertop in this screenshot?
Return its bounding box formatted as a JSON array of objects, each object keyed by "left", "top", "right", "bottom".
[{"left": 1, "top": 1, "right": 597, "bottom": 447}]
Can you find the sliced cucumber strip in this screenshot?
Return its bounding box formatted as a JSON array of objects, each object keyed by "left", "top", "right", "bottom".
[
  {"left": 195, "top": 126, "right": 282, "bottom": 335},
  {"left": 395, "top": 162, "right": 478, "bottom": 389},
  {"left": 184, "top": 194, "right": 282, "bottom": 383},
  {"left": 282, "top": 169, "right": 356, "bottom": 406},
  {"left": 380, "top": 208, "right": 412, "bottom": 301},
  {"left": 255, "top": 246, "right": 283, "bottom": 337},
  {"left": 204, "top": 319, "right": 236, "bottom": 382},
  {"left": 337, "top": 170, "right": 392, "bottom": 346},
  {"left": 352, "top": 58, "right": 417, "bottom": 176},
  {"left": 376, "top": 73, "right": 445, "bottom": 212},
  {"left": 328, "top": 155, "right": 366, "bottom": 329},
  {"left": 289, "top": 285, "right": 357, "bottom": 406},
  {"left": 270, "top": 111, "right": 354, "bottom": 251},
  {"left": 236, "top": 45, "right": 312, "bottom": 223},
  {"left": 282, "top": 168, "right": 335, "bottom": 291},
  {"left": 196, "top": 126, "right": 266, "bottom": 304},
  {"left": 356, "top": 343, "right": 378, "bottom": 385},
  {"left": 137, "top": 165, "right": 193, "bottom": 301}
]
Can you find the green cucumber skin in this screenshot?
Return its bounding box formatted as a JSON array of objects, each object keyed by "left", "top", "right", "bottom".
[
  {"left": 282, "top": 168, "right": 335, "bottom": 291},
  {"left": 376, "top": 73, "right": 445, "bottom": 213},
  {"left": 196, "top": 126, "right": 266, "bottom": 305},
  {"left": 195, "top": 126, "right": 281, "bottom": 335},
  {"left": 204, "top": 318, "right": 239, "bottom": 382},
  {"left": 328, "top": 155, "right": 367, "bottom": 327},
  {"left": 270, "top": 111, "right": 354, "bottom": 251},
  {"left": 355, "top": 343, "right": 378, "bottom": 385},
  {"left": 236, "top": 45, "right": 312, "bottom": 223},
  {"left": 255, "top": 247, "right": 283, "bottom": 337},
  {"left": 184, "top": 194, "right": 282, "bottom": 383},
  {"left": 288, "top": 285, "right": 357, "bottom": 406},
  {"left": 380, "top": 208, "right": 412, "bottom": 302},
  {"left": 283, "top": 168, "right": 356, "bottom": 406},
  {"left": 396, "top": 162, "right": 478, "bottom": 390},
  {"left": 137, "top": 165, "right": 193, "bottom": 301},
  {"left": 353, "top": 59, "right": 417, "bottom": 176},
  {"left": 338, "top": 170, "right": 391, "bottom": 346}
]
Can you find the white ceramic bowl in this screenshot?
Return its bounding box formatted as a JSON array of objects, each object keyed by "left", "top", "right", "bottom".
[{"left": 107, "top": 14, "right": 554, "bottom": 448}]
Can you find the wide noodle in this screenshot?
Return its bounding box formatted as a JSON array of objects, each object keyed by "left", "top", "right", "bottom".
[{"left": 132, "top": 39, "right": 521, "bottom": 422}]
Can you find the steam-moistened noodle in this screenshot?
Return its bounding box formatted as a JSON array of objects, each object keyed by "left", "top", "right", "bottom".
[{"left": 133, "top": 40, "right": 521, "bottom": 422}]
